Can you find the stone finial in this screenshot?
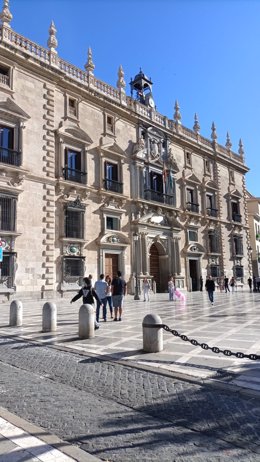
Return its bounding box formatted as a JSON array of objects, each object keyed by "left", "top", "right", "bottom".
[
  {"left": 47, "top": 21, "right": 58, "bottom": 52},
  {"left": 117, "top": 64, "right": 126, "bottom": 91},
  {"left": 211, "top": 122, "right": 217, "bottom": 142},
  {"left": 238, "top": 138, "right": 245, "bottom": 160},
  {"left": 173, "top": 100, "right": 181, "bottom": 125},
  {"left": 193, "top": 113, "right": 200, "bottom": 134},
  {"left": 0, "top": 0, "right": 12, "bottom": 27},
  {"left": 84, "top": 47, "right": 95, "bottom": 75},
  {"left": 225, "top": 132, "right": 232, "bottom": 151}
]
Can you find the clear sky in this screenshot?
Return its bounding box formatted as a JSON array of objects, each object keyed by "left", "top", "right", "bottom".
[{"left": 8, "top": 0, "right": 260, "bottom": 196}]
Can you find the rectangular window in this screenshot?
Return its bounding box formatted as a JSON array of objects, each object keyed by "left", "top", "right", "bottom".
[
  {"left": 104, "top": 161, "right": 122, "bottom": 193},
  {"left": 65, "top": 208, "right": 84, "bottom": 239},
  {"left": 231, "top": 201, "right": 241, "bottom": 222},
  {"left": 63, "top": 257, "right": 85, "bottom": 283},
  {"left": 0, "top": 64, "right": 10, "bottom": 87},
  {"left": 0, "top": 195, "right": 16, "bottom": 231},
  {"left": 106, "top": 115, "right": 115, "bottom": 134},
  {"left": 0, "top": 125, "right": 20, "bottom": 166},
  {"left": 1, "top": 253, "right": 15, "bottom": 288},
  {"left": 106, "top": 216, "right": 120, "bottom": 230},
  {"left": 63, "top": 148, "right": 86, "bottom": 184},
  {"left": 186, "top": 188, "right": 199, "bottom": 213},
  {"left": 234, "top": 266, "right": 243, "bottom": 278},
  {"left": 208, "top": 231, "right": 219, "bottom": 253},
  {"left": 68, "top": 98, "right": 77, "bottom": 117},
  {"left": 210, "top": 265, "right": 220, "bottom": 278},
  {"left": 186, "top": 151, "right": 192, "bottom": 166},
  {"left": 150, "top": 172, "right": 163, "bottom": 193},
  {"left": 205, "top": 159, "right": 211, "bottom": 174},
  {"left": 188, "top": 230, "right": 198, "bottom": 242},
  {"left": 233, "top": 236, "right": 243, "bottom": 255}
]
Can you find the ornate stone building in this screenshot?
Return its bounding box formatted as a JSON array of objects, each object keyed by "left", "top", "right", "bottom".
[{"left": 0, "top": 1, "right": 251, "bottom": 299}]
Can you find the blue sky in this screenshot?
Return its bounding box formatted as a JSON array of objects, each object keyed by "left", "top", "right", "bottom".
[{"left": 9, "top": 0, "right": 260, "bottom": 196}]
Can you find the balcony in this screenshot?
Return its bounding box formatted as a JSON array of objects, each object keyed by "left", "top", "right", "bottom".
[
  {"left": 103, "top": 178, "right": 123, "bottom": 194},
  {"left": 63, "top": 167, "right": 87, "bottom": 184},
  {"left": 0, "top": 72, "right": 9, "bottom": 87},
  {"left": 0, "top": 147, "right": 21, "bottom": 167},
  {"left": 232, "top": 213, "right": 242, "bottom": 223},
  {"left": 144, "top": 189, "right": 175, "bottom": 205},
  {"left": 207, "top": 207, "right": 218, "bottom": 218},
  {"left": 186, "top": 202, "right": 200, "bottom": 213}
]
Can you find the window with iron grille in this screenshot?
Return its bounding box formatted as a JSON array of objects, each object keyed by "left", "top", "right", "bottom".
[
  {"left": 63, "top": 257, "right": 84, "bottom": 283},
  {"left": 208, "top": 230, "right": 219, "bottom": 253},
  {"left": 1, "top": 253, "right": 15, "bottom": 288},
  {"left": 65, "top": 207, "right": 84, "bottom": 239},
  {"left": 210, "top": 265, "right": 220, "bottom": 278},
  {"left": 234, "top": 265, "right": 243, "bottom": 278},
  {"left": 0, "top": 195, "right": 16, "bottom": 231},
  {"left": 188, "top": 230, "right": 198, "bottom": 242},
  {"left": 233, "top": 235, "right": 243, "bottom": 255}
]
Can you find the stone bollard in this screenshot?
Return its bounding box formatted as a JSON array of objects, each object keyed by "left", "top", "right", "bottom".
[
  {"left": 42, "top": 302, "right": 57, "bottom": 332},
  {"left": 9, "top": 300, "right": 23, "bottom": 327},
  {"left": 142, "top": 313, "right": 163, "bottom": 353},
  {"left": 79, "top": 304, "right": 95, "bottom": 339}
]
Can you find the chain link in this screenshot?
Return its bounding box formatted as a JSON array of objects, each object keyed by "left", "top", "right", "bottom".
[{"left": 161, "top": 324, "right": 260, "bottom": 361}]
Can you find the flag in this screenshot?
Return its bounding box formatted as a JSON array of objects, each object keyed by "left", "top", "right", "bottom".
[
  {"left": 162, "top": 163, "right": 167, "bottom": 183},
  {"left": 168, "top": 168, "right": 173, "bottom": 190}
]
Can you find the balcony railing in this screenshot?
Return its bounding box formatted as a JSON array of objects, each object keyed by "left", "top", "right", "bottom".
[
  {"left": 207, "top": 207, "right": 218, "bottom": 218},
  {"left": 232, "top": 213, "right": 242, "bottom": 223},
  {"left": 0, "top": 73, "right": 9, "bottom": 86},
  {"left": 0, "top": 147, "right": 21, "bottom": 166},
  {"left": 186, "top": 202, "right": 200, "bottom": 213},
  {"left": 144, "top": 189, "right": 175, "bottom": 205},
  {"left": 63, "top": 167, "right": 87, "bottom": 184},
  {"left": 0, "top": 275, "right": 14, "bottom": 289},
  {"left": 103, "top": 178, "right": 123, "bottom": 194}
]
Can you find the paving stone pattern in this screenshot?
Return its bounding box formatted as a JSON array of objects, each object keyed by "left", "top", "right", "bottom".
[{"left": 0, "top": 337, "right": 260, "bottom": 461}]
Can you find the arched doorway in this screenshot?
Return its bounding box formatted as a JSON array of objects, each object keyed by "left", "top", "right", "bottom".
[{"left": 150, "top": 244, "right": 161, "bottom": 292}]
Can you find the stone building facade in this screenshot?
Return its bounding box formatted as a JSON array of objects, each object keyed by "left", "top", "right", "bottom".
[
  {"left": 0, "top": 1, "right": 251, "bottom": 299},
  {"left": 246, "top": 192, "right": 260, "bottom": 278}
]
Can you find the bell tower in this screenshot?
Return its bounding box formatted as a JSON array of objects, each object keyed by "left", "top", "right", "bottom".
[{"left": 130, "top": 69, "right": 155, "bottom": 108}]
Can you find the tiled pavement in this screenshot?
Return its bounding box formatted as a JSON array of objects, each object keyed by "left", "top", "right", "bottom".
[
  {"left": 1, "top": 289, "right": 260, "bottom": 461},
  {"left": 1, "top": 289, "right": 260, "bottom": 391}
]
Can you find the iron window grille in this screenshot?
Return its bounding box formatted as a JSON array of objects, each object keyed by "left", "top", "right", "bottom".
[{"left": 0, "top": 195, "right": 16, "bottom": 231}]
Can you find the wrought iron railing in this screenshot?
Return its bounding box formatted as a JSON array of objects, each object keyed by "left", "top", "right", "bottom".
[
  {"left": 207, "top": 207, "right": 218, "bottom": 217},
  {"left": 186, "top": 202, "right": 200, "bottom": 213},
  {"left": 144, "top": 189, "right": 175, "bottom": 205},
  {"left": 63, "top": 167, "right": 87, "bottom": 184},
  {"left": 103, "top": 178, "right": 123, "bottom": 194},
  {"left": 0, "top": 147, "right": 21, "bottom": 166}
]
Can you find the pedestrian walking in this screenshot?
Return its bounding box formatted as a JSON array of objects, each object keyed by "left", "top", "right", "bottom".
[
  {"left": 253, "top": 275, "right": 257, "bottom": 292},
  {"left": 200, "top": 275, "right": 203, "bottom": 291},
  {"left": 142, "top": 277, "right": 151, "bottom": 301},
  {"left": 205, "top": 275, "right": 215, "bottom": 305},
  {"left": 94, "top": 274, "right": 108, "bottom": 322},
  {"left": 168, "top": 276, "right": 175, "bottom": 301},
  {"left": 224, "top": 275, "right": 230, "bottom": 293},
  {"left": 248, "top": 276, "right": 252, "bottom": 292},
  {"left": 111, "top": 271, "right": 127, "bottom": 321},
  {"left": 230, "top": 276, "right": 236, "bottom": 293},
  {"left": 105, "top": 275, "right": 113, "bottom": 318},
  {"left": 256, "top": 276, "right": 260, "bottom": 292},
  {"left": 70, "top": 277, "right": 101, "bottom": 330}
]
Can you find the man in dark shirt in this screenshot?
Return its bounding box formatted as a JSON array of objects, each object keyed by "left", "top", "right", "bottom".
[
  {"left": 111, "top": 271, "right": 126, "bottom": 321},
  {"left": 205, "top": 276, "right": 215, "bottom": 305}
]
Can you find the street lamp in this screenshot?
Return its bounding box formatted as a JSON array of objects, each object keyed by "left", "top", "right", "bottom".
[{"left": 133, "top": 232, "right": 140, "bottom": 300}]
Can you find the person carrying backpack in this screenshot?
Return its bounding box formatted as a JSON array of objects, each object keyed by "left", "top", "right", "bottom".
[{"left": 70, "top": 277, "right": 102, "bottom": 329}]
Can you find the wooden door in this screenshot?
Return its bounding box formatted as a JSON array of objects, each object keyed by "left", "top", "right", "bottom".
[
  {"left": 150, "top": 244, "right": 160, "bottom": 292},
  {"left": 105, "top": 254, "right": 118, "bottom": 278}
]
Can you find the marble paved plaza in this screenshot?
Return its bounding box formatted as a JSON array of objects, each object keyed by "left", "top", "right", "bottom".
[{"left": 1, "top": 289, "right": 260, "bottom": 392}]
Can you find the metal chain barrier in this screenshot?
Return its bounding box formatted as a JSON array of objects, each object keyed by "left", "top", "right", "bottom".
[{"left": 160, "top": 324, "right": 260, "bottom": 361}]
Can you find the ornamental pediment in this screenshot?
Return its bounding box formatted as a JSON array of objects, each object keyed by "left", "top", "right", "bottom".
[
  {"left": 0, "top": 98, "right": 30, "bottom": 120},
  {"left": 230, "top": 188, "right": 242, "bottom": 198},
  {"left": 57, "top": 125, "right": 93, "bottom": 144},
  {"left": 186, "top": 173, "right": 201, "bottom": 184},
  {"left": 96, "top": 231, "right": 130, "bottom": 246},
  {"left": 204, "top": 179, "right": 218, "bottom": 190},
  {"left": 100, "top": 141, "right": 125, "bottom": 157}
]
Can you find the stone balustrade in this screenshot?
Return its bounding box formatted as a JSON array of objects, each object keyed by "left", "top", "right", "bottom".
[{"left": 0, "top": 24, "right": 244, "bottom": 165}]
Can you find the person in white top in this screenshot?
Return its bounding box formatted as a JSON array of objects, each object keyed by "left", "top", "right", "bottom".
[
  {"left": 142, "top": 277, "right": 151, "bottom": 301},
  {"left": 94, "top": 274, "right": 108, "bottom": 322}
]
